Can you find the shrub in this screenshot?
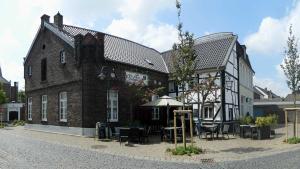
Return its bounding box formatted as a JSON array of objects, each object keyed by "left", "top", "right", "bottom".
[
  {"left": 255, "top": 114, "right": 278, "bottom": 127},
  {"left": 167, "top": 145, "right": 202, "bottom": 156},
  {"left": 287, "top": 137, "right": 300, "bottom": 144},
  {"left": 12, "top": 120, "right": 26, "bottom": 126},
  {"left": 240, "top": 116, "right": 254, "bottom": 125}
]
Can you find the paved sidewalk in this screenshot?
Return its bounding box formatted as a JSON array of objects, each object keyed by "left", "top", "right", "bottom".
[{"left": 3, "top": 124, "right": 300, "bottom": 164}]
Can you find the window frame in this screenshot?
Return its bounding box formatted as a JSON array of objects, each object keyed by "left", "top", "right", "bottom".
[
  {"left": 41, "top": 58, "right": 47, "bottom": 81},
  {"left": 28, "top": 97, "right": 32, "bottom": 120},
  {"left": 28, "top": 66, "right": 32, "bottom": 77},
  {"left": 41, "top": 95, "right": 47, "bottom": 121},
  {"left": 152, "top": 107, "right": 160, "bottom": 120},
  {"left": 60, "top": 50, "right": 66, "bottom": 64},
  {"left": 107, "top": 90, "right": 118, "bottom": 122},
  {"left": 59, "top": 92, "right": 67, "bottom": 122},
  {"left": 203, "top": 106, "right": 214, "bottom": 120}
]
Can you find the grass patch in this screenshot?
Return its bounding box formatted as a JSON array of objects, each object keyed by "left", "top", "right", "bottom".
[
  {"left": 12, "top": 120, "right": 26, "bottom": 127},
  {"left": 286, "top": 137, "right": 300, "bottom": 144},
  {"left": 166, "top": 145, "right": 203, "bottom": 156}
]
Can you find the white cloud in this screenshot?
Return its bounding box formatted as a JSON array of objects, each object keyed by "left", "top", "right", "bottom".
[
  {"left": 105, "top": 0, "right": 177, "bottom": 51},
  {"left": 244, "top": 1, "right": 300, "bottom": 56},
  {"left": 254, "top": 76, "right": 290, "bottom": 97}
]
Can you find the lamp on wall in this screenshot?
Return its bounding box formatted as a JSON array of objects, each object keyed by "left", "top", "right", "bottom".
[{"left": 225, "top": 76, "right": 233, "bottom": 90}]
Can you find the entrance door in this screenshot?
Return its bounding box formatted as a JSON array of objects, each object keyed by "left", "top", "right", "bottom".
[{"left": 9, "top": 111, "right": 18, "bottom": 121}]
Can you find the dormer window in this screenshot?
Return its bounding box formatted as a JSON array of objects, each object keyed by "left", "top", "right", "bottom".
[
  {"left": 144, "top": 59, "right": 153, "bottom": 65},
  {"left": 60, "top": 50, "right": 66, "bottom": 64}
]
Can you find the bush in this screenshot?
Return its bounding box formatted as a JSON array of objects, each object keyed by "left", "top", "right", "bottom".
[
  {"left": 0, "top": 123, "right": 5, "bottom": 128},
  {"left": 286, "top": 137, "right": 300, "bottom": 144},
  {"left": 255, "top": 114, "right": 278, "bottom": 127},
  {"left": 240, "top": 116, "right": 254, "bottom": 125},
  {"left": 12, "top": 120, "right": 26, "bottom": 126},
  {"left": 166, "top": 145, "right": 202, "bottom": 156}
]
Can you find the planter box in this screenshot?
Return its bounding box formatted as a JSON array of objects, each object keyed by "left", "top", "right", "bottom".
[{"left": 257, "top": 126, "right": 271, "bottom": 140}]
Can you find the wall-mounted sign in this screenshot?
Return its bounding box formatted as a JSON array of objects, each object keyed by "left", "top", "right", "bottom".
[{"left": 125, "top": 71, "right": 148, "bottom": 85}]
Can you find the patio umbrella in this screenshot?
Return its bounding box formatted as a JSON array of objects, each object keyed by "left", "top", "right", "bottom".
[{"left": 141, "top": 95, "right": 183, "bottom": 125}]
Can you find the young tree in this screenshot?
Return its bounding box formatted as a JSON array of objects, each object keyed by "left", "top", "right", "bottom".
[
  {"left": 281, "top": 25, "right": 300, "bottom": 104},
  {"left": 281, "top": 25, "right": 300, "bottom": 136},
  {"left": 18, "top": 90, "right": 26, "bottom": 103},
  {"left": 172, "top": 0, "right": 197, "bottom": 108}
]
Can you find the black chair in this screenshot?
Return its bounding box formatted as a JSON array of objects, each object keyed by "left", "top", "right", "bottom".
[
  {"left": 141, "top": 127, "right": 151, "bottom": 144},
  {"left": 129, "top": 128, "right": 140, "bottom": 143},
  {"left": 196, "top": 123, "right": 202, "bottom": 139},
  {"left": 221, "top": 124, "right": 230, "bottom": 139},
  {"left": 119, "top": 129, "right": 129, "bottom": 145},
  {"left": 111, "top": 127, "right": 120, "bottom": 140}
]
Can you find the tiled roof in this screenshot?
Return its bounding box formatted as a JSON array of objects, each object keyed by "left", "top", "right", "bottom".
[
  {"left": 58, "top": 24, "right": 168, "bottom": 73},
  {"left": 162, "top": 33, "right": 237, "bottom": 73}
]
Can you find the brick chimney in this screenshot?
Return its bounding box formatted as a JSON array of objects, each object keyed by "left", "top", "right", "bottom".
[
  {"left": 54, "top": 12, "right": 63, "bottom": 29},
  {"left": 41, "top": 14, "right": 50, "bottom": 29}
]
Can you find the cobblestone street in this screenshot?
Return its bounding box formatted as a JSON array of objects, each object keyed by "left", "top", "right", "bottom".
[{"left": 1, "top": 127, "right": 300, "bottom": 169}]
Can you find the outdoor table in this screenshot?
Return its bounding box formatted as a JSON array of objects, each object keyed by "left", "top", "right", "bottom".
[
  {"left": 201, "top": 124, "right": 219, "bottom": 140},
  {"left": 162, "top": 127, "right": 182, "bottom": 142},
  {"left": 118, "top": 127, "right": 145, "bottom": 143}
]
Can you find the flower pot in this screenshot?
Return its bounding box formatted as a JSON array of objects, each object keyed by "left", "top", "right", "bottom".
[{"left": 257, "top": 126, "right": 270, "bottom": 140}]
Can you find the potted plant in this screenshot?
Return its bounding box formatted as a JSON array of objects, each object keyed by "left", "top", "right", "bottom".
[{"left": 255, "top": 115, "right": 277, "bottom": 140}]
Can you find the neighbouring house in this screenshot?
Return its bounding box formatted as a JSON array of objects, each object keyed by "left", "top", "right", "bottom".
[
  {"left": 253, "top": 86, "right": 300, "bottom": 123},
  {"left": 238, "top": 46, "right": 254, "bottom": 117},
  {"left": 0, "top": 66, "right": 24, "bottom": 122},
  {"left": 24, "top": 13, "right": 254, "bottom": 136}
]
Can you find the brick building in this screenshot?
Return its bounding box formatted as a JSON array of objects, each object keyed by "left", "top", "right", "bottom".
[
  {"left": 0, "top": 66, "right": 24, "bottom": 122},
  {"left": 24, "top": 13, "right": 168, "bottom": 136}
]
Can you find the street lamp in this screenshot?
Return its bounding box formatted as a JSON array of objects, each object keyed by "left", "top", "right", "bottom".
[{"left": 97, "top": 66, "right": 117, "bottom": 139}]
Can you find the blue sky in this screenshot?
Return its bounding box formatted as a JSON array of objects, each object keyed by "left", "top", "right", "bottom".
[{"left": 0, "top": 0, "right": 299, "bottom": 96}]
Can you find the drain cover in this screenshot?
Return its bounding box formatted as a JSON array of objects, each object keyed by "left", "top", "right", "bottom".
[
  {"left": 201, "top": 158, "right": 215, "bottom": 163},
  {"left": 91, "top": 145, "right": 107, "bottom": 149}
]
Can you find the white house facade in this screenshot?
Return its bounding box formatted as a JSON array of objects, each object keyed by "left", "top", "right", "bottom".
[
  {"left": 162, "top": 33, "right": 249, "bottom": 124},
  {"left": 238, "top": 46, "right": 254, "bottom": 117}
]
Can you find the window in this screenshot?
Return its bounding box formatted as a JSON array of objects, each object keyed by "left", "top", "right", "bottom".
[
  {"left": 108, "top": 90, "right": 118, "bottom": 122},
  {"left": 59, "top": 92, "right": 67, "bottom": 122},
  {"left": 41, "top": 58, "right": 47, "bottom": 81},
  {"left": 152, "top": 108, "right": 159, "bottom": 120},
  {"left": 60, "top": 50, "right": 66, "bottom": 64},
  {"left": 28, "top": 66, "right": 32, "bottom": 76},
  {"left": 41, "top": 95, "right": 47, "bottom": 121},
  {"left": 229, "top": 108, "right": 233, "bottom": 121},
  {"left": 28, "top": 97, "right": 32, "bottom": 120},
  {"left": 204, "top": 106, "right": 213, "bottom": 119},
  {"left": 169, "top": 82, "right": 175, "bottom": 92}
]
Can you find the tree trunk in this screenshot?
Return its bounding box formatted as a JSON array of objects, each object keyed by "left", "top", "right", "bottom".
[{"left": 293, "top": 93, "right": 297, "bottom": 137}]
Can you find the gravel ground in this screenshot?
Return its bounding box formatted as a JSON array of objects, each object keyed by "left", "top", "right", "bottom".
[{"left": 1, "top": 127, "right": 300, "bottom": 169}]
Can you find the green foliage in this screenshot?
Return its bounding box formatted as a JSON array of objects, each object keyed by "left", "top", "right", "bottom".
[
  {"left": 18, "top": 90, "right": 26, "bottom": 103},
  {"left": 172, "top": 0, "right": 197, "bottom": 105},
  {"left": 0, "top": 83, "right": 7, "bottom": 104},
  {"left": 0, "top": 123, "right": 5, "bottom": 128},
  {"left": 240, "top": 116, "right": 254, "bottom": 125},
  {"left": 255, "top": 115, "right": 278, "bottom": 127},
  {"left": 280, "top": 25, "right": 300, "bottom": 103},
  {"left": 286, "top": 137, "right": 300, "bottom": 144},
  {"left": 167, "top": 145, "right": 202, "bottom": 156},
  {"left": 12, "top": 120, "right": 26, "bottom": 126}
]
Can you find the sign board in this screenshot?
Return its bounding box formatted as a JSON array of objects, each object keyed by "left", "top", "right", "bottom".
[{"left": 125, "top": 71, "right": 148, "bottom": 86}]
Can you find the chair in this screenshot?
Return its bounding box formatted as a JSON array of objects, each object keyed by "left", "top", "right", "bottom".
[
  {"left": 221, "top": 124, "right": 230, "bottom": 139},
  {"left": 129, "top": 128, "right": 140, "bottom": 143},
  {"left": 141, "top": 127, "right": 151, "bottom": 144},
  {"left": 196, "top": 123, "right": 202, "bottom": 139},
  {"left": 111, "top": 127, "right": 120, "bottom": 140},
  {"left": 119, "top": 129, "right": 129, "bottom": 145}
]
